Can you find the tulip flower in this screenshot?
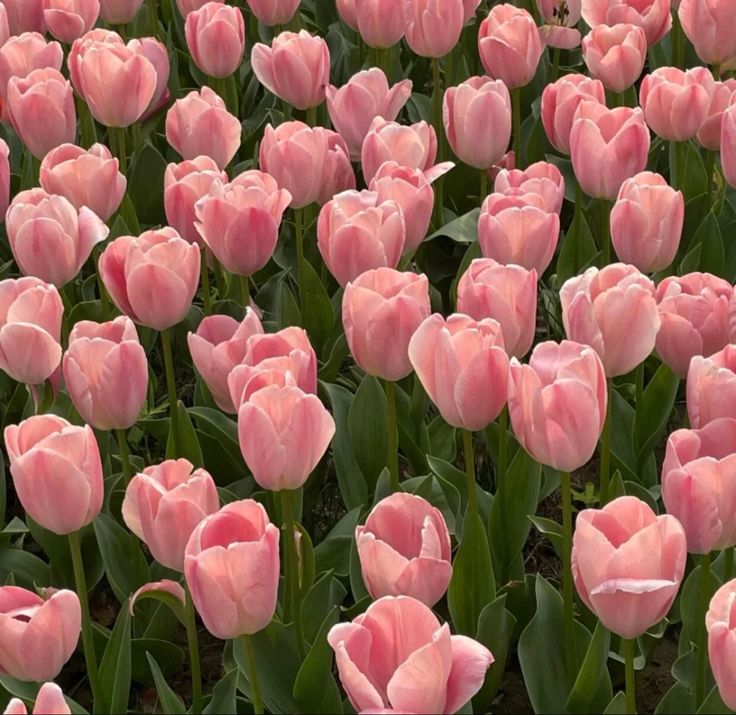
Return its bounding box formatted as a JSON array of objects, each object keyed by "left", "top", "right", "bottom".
[
  {"left": 537, "top": 0, "right": 582, "bottom": 49},
  {"left": 581, "top": 0, "right": 671, "bottom": 47},
  {"left": 99, "top": 0, "right": 144, "bottom": 24},
  {"left": 687, "top": 345, "right": 736, "bottom": 428},
  {"left": 723, "top": 102, "right": 736, "bottom": 188},
  {"left": 185, "top": 1, "right": 244, "bottom": 79},
  {"left": 2, "top": 0, "right": 45, "bottom": 34},
  {"left": 0, "top": 139, "right": 9, "bottom": 220},
  {"left": 42, "top": 0, "right": 99, "bottom": 43},
  {"left": 678, "top": 0, "right": 736, "bottom": 66},
  {"left": 404, "top": 0, "right": 465, "bottom": 58},
  {"left": 707, "top": 579, "right": 736, "bottom": 710},
  {"left": 339, "top": 0, "right": 404, "bottom": 48},
  {"left": 495, "top": 161, "right": 565, "bottom": 214},
  {"left": 582, "top": 23, "right": 647, "bottom": 93},
  {"left": 176, "top": 0, "right": 209, "bottom": 14},
  {"left": 127, "top": 36, "right": 170, "bottom": 118},
  {"left": 4, "top": 682, "right": 71, "bottom": 715},
  {"left": 697, "top": 80, "right": 736, "bottom": 151},
  {"left": 246, "top": 0, "right": 300, "bottom": 26}
]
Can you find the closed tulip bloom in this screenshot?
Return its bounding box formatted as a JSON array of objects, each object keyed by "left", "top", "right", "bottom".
[
  {"left": 326, "top": 68, "right": 412, "bottom": 160},
  {"left": 123, "top": 459, "right": 220, "bottom": 571},
  {"left": 443, "top": 77, "right": 511, "bottom": 170},
  {"left": 99, "top": 0, "right": 144, "bottom": 24},
  {"left": 1, "top": 0, "right": 45, "bottom": 34},
  {"left": 409, "top": 313, "right": 509, "bottom": 430},
  {"left": 329, "top": 596, "right": 493, "bottom": 714},
  {"left": 317, "top": 190, "right": 406, "bottom": 287},
  {"left": 537, "top": 0, "right": 582, "bottom": 49},
  {"left": 478, "top": 4, "right": 543, "bottom": 89},
  {"left": 0, "top": 33, "right": 62, "bottom": 112},
  {"left": 176, "top": 0, "right": 210, "bottom": 14},
  {"left": 723, "top": 102, "right": 736, "bottom": 188},
  {"left": 687, "top": 345, "right": 736, "bottom": 428},
  {"left": 0, "top": 277, "right": 62, "bottom": 385},
  {"left": 361, "top": 117, "right": 438, "bottom": 183},
  {"left": 570, "top": 101, "right": 650, "bottom": 199},
  {"left": 335, "top": 0, "right": 356, "bottom": 28},
  {"left": 62, "top": 317, "right": 148, "bottom": 431},
  {"left": 0, "top": 139, "right": 8, "bottom": 220},
  {"left": 495, "top": 160, "right": 565, "bottom": 214},
  {"left": 187, "top": 309, "right": 264, "bottom": 412},
  {"left": 582, "top": 23, "right": 646, "bottom": 93},
  {"left": 194, "top": 170, "right": 291, "bottom": 277},
  {"left": 185, "top": 2, "right": 244, "bottom": 78},
  {"left": 42, "top": 0, "right": 99, "bottom": 43},
  {"left": 246, "top": 0, "right": 299, "bottom": 25},
  {"left": 99, "top": 228, "right": 200, "bottom": 331},
  {"left": 707, "top": 580, "right": 736, "bottom": 711},
  {"left": 4, "top": 682, "right": 71, "bottom": 715},
  {"left": 697, "top": 80, "right": 736, "bottom": 151},
  {"left": 128, "top": 36, "right": 170, "bottom": 118},
  {"left": 610, "top": 171, "right": 684, "bottom": 273},
  {"left": 185, "top": 500, "right": 280, "bottom": 639},
  {"left": 655, "top": 273, "right": 732, "bottom": 378},
  {"left": 252, "top": 30, "right": 329, "bottom": 110},
  {"left": 40, "top": 143, "right": 126, "bottom": 223},
  {"left": 164, "top": 156, "right": 227, "bottom": 244},
  {"left": 5, "top": 414, "right": 103, "bottom": 534},
  {"left": 561, "top": 263, "right": 660, "bottom": 377},
  {"left": 457, "top": 258, "right": 537, "bottom": 358},
  {"left": 678, "top": 0, "right": 736, "bottom": 66},
  {"left": 404, "top": 0, "right": 464, "bottom": 58},
  {"left": 259, "top": 121, "right": 355, "bottom": 208},
  {"left": 166, "top": 87, "right": 241, "bottom": 170},
  {"left": 356, "top": 493, "right": 452, "bottom": 606},
  {"left": 342, "top": 267, "right": 430, "bottom": 381},
  {"left": 0, "top": 587, "right": 80, "bottom": 682},
  {"left": 581, "top": 0, "right": 671, "bottom": 46},
  {"left": 350, "top": 0, "right": 404, "bottom": 49}
]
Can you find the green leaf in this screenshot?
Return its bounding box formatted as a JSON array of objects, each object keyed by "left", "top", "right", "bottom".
[
  {"left": 98, "top": 604, "right": 132, "bottom": 715},
  {"left": 348, "top": 374, "right": 388, "bottom": 491},
  {"left": 565, "top": 621, "right": 612, "bottom": 713},
  {"left": 0, "top": 547, "right": 50, "bottom": 587},
  {"left": 697, "top": 685, "right": 732, "bottom": 714},
  {"left": 680, "top": 211, "right": 725, "bottom": 277},
  {"left": 203, "top": 669, "right": 238, "bottom": 715},
  {"left": 528, "top": 515, "right": 562, "bottom": 557},
  {"left": 189, "top": 407, "right": 249, "bottom": 484},
  {"left": 313, "top": 507, "right": 362, "bottom": 577},
  {"left": 129, "top": 585, "right": 186, "bottom": 625},
  {"left": 557, "top": 209, "right": 598, "bottom": 282},
  {"left": 656, "top": 681, "right": 695, "bottom": 714},
  {"left": 145, "top": 653, "right": 186, "bottom": 714},
  {"left": 166, "top": 402, "right": 204, "bottom": 467},
  {"left": 295, "top": 522, "right": 315, "bottom": 601},
  {"left": 301, "top": 572, "right": 347, "bottom": 644},
  {"left": 299, "top": 257, "right": 334, "bottom": 354},
  {"left": 634, "top": 363, "right": 679, "bottom": 463},
  {"left": 603, "top": 692, "right": 628, "bottom": 714},
  {"left": 128, "top": 142, "right": 167, "bottom": 225},
  {"left": 425, "top": 208, "right": 480, "bottom": 243},
  {"left": 668, "top": 141, "right": 708, "bottom": 202},
  {"left": 0, "top": 677, "right": 87, "bottom": 714}
]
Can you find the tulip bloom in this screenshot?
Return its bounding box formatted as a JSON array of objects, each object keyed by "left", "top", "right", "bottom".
[
  {"left": 326, "top": 69, "right": 412, "bottom": 160},
  {"left": 707, "top": 579, "right": 736, "bottom": 711},
  {"left": 678, "top": 0, "right": 736, "bottom": 66},
  {"left": 176, "top": 0, "right": 209, "bottom": 14},
  {"left": 42, "top": 0, "right": 99, "bottom": 43},
  {"left": 537, "top": 0, "right": 582, "bottom": 49},
  {"left": 687, "top": 345, "right": 736, "bottom": 428},
  {"left": 356, "top": 493, "right": 452, "bottom": 606},
  {"left": 62, "top": 317, "right": 148, "bottom": 431},
  {"left": 99, "top": 228, "right": 200, "bottom": 331},
  {"left": 2, "top": 0, "right": 45, "bottom": 34},
  {"left": 610, "top": 171, "right": 684, "bottom": 273},
  {"left": 185, "top": 1, "right": 244, "bottom": 79},
  {"left": 99, "top": 0, "right": 144, "bottom": 24},
  {"left": 127, "top": 36, "right": 170, "bottom": 118},
  {"left": 582, "top": 23, "right": 647, "bottom": 93},
  {"left": 251, "top": 30, "right": 329, "bottom": 110},
  {"left": 0, "top": 587, "right": 80, "bottom": 682},
  {"left": 443, "top": 77, "right": 511, "bottom": 170},
  {"left": 328, "top": 595, "right": 493, "bottom": 714},
  {"left": 5, "top": 414, "right": 103, "bottom": 535},
  {"left": 697, "top": 80, "right": 736, "bottom": 151},
  {"left": 581, "top": 0, "right": 671, "bottom": 47},
  {"left": 572, "top": 496, "right": 687, "bottom": 639},
  {"left": 656, "top": 273, "right": 732, "bottom": 379},
  {"left": 509, "top": 340, "right": 607, "bottom": 471},
  {"left": 0, "top": 32, "right": 62, "bottom": 100},
  {"left": 404, "top": 0, "right": 465, "bottom": 58},
  {"left": 40, "top": 143, "right": 126, "bottom": 223},
  {"left": 495, "top": 161, "right": 565, "bottom": 214},
  {"left": 457, "top": 258, "right": 537, "bottom": 358},
  {"left": 342, "top": 267, "right": 431, "bottom": 382},
  {"left": 0, "top": 139, "right": 9, "bottom": 220},
  {"left": 185, "top": 500, "right": 280, "bottom": 639},
  {"left": 246, "top": 0, "right": 299, "bottom": 26},
  {"left": 344, "top": 0, "right": 405, "bottom": 48},
  {"left": 122, "top": 459, "right": 220, "bottom": 572},
  {"left": 166, "top": 87, "right": 242, "bottom": 170},
  {"left": 723, "top": 102, "right": 736, "bottom": 189},
  {"left": 4, "top": 682, "right": 70, "bottom": 715}
]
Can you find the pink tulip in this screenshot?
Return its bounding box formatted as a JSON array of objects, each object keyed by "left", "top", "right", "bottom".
[
  {"left": 678, "top": 0, "right": 736, "bottom": 66},
  {"left": 409, "top": 313, "right": 509, "bottom": 430},
  {"left": 443, "top": 77, "right": 511, "bottom": 170},
  {"left": 0, "top": 587, "right": 80, "bottom": 682},
  {"left": 127, "top": 36, "right": 170, "bottom": 118},
  {"left": 342, "top": 0, "right": 402, "bottom": 49},
  {"left": 404, "top": 0, "right": 464, "bottom": 58},
  {"left": 251, "top": 30, "right": 329, "bottom": 110},
  {"left": 561, "top": 263, "right": 659, "bottom": 377},
  {"left": 246, "top": 0, "right": 299, "bottom": 26},
  {"left": 99, "top": 0, "right": 144, "bottom": 24},
  {"left": 0, "top": 138, "right": 8, "bottom": 220},
  {"left": 317, "top": 189, "right": 406, "bottom": 287},
  {"left": 5, "top": 414, "right": 103, "bottom": 534},
  {"left": 122, "top": 459, "right": 220, "bottom": 572},
  {"left": 697, "top": 80, "right": 736, "bottom": 151},
  {"left": 187, "top": 309, "right": 264, "bottom": 412},
  {"left": 164, "top": 156, "right": 228, "bottom": 244},
  {"left": 610, "top": 171, "right": 684, "bottom": 273},
  {"left": 194, "top": 170, "right": 291, "bottom": 277},
  {"left": 370, "top": 161, "right": 453, "bottom": 251},
  {"left": 457, "top": 258, "right": 537, "bottom": 358},
  {"left": 581, "top": 0, "right": 671, "bottom": 47},
  {"left": 335, "top": 0, "right": 357, "bottom": 29},
  {"left": 477, "top": 191, "right": 560, "bottom": 274},
  {"left": 570, "top": 101, "right": 650, "bottom": 199},
  {"left": 326, "top": 68, "right": 412, "bottom": 160},
  {"left": 328, "top": 595, "right": 493, "bottom": 714},
  {"left": 99, "top": 228, "right": 200, "bottom": 331},
  {"left": 176, "top": 0, "right": 211, "bottom": 15},
  {"left": 62, "top": 316, "right": 148, "bottom": 431},
  {"left": 166, "top": 87, "right": 241, "bottom": 170},
  {"left": 356, "top": 493, "right": 452, "bottom": 606},
  {"left": 656, "top": 273, "right": 733, "bottom": 378},
  {"left": 537, "top": 0, "right": 582, "bottom": 49},
  {"left": 541, "top": 74, "right": 606, "bottom": 155},
  {"left": 723, "top": 102, "right": 736, "bottom": 188},
  {"left": 185, "top": 500, "right": 280, "bottom": 639},
  {"left": 361, "top": 117, "right": 438, "bottom": 183},
  {"left": 0, "top": 277, "right": 62, "bottom": 385},
  {"left": 1, "top": 0, "right": 45, "bottom": 34},
  {"left": 4, "top": 682, "right": 71, "bottom": 715},
  {"left": 687, "top": 345, "right": 736, "bottom": 428},
  {"left": 42, "top": 0, "right": 99, "bottom": 43},
  {"left": 707, "top": 579, "right": 736, "bottom": 711},
  {"left": 40, "top": 143, "right": 126, "bottom": 223},
  {"left": 494, "top": 160, "right": 565, "bottom": 214},
  {"left": 478, "top": 4, "right": 543, "bottom": 89},
  {"left": 582, "top": 23, "right": 647, "bottom": 93},
  {"left": 463, "top": 0, "right": 481, "bottom": 22},
  {"left": 259, "top": 121, "right": 355, "bottom": 208},
  {"left": 342, "top": 267, "right": 430, "bottom": 381},
  {"left": 130, "top": 580, "right": 186, "bottom": 616},
  {"left": 185, "top": 1, "right": 244, "bottom": 79}
]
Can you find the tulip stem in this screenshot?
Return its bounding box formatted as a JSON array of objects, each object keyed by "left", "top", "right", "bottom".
[
  {"left": 294, "top": 207, "right": 304, "bottom": 314},
  {"left": 431, "top": 57, "right": 444, "bottom": 230},
  {"left": 600, "top": 380, "right": 612, "bottom": 505},
  {"left": 213, "top": 257, "right": 226, "bottom": 299},
  {"left": 725, "top": 547, "right": 734, "bottom": 581},
  {"left": 672, "top": 11, "right": 684, "bottom": 68},
  {"left": 512, "top": 88, "right": 521, "bottom": 165},
  {"left": 480, "top": 170, "right": 488, "bottom": 200},
  {"left": 200, "top": 248, "right": 212, "bottom": 315},
  {"left": 115, "top": 429, "right": 132, "bottom": 485},
  {"left": 279, "top": 490, "right": 305, "bottom": 658},
  {"left": 147, "top": 0, "right": 158, "bottom": 37},
  {"left": 705, "top": 150, "right": 716, "bottom": 208},
  {"left": 635, "top": 362, "right": 644, "bottom": 407},
  {"left": 239, "top": 634, "right": 264, "bottom": 715},
  {"left": 239, "top": 274, "right": 249, "bottom": 308},
  {"left": 385, "top": 380, "right": 400, "bottom": 492},
  {"left": 184, "top": 586, "right": 203, "bottom": 715},
  {"left": 497, "top": 406, "right": 508, "bottom": 492},
  {"left": 68, "top": 531, "right": 101, "bottom": 707},
  {"left": 94, "top": 246, "right": 110, "bottom": 315},
  {"left": 600, "top": 199, "right": 611, "bottom": 265},
  {"left": 696, "top": 552, "right": 712, "bottom": 707},
  {"left": 161, "top": 328, "right": 180, "bottom": 456},
  {"left": 675, "top": 141, "right": 687, "bottom": 194},
  {"left": 109, "top": 127, "right": 127, "bottom": 176},
  {"left": 623, "top": 638, "right": 636, "bottom": 714},
  {"left": 462, "top": 430, "right": 479, "bottom": 520},
  {"left": 561, "top": 471, "right": 578, "bottom": 678},
  {"left": 306, "top": 105, "right": 317, "bottom": 127},
  {"left": 551, "top": 47, "right": 560, "bottom": 83}
]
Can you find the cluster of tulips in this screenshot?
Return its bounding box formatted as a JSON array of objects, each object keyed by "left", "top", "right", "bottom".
[{"left": 1, "top": 0, "right": 736, "bottom": 714}]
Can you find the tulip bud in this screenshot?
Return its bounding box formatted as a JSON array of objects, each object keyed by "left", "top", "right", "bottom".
[
  {"left": 42, "top": 0, "right": 99, "bottom": 43},
  {"left": 404, "top": 0, "right": 465, "bottom": 58},
  {"left": 185, "top": 1, "right": 245, "bottom": 79},
  {"left": 582, "top": 23, "right": 647, "bottom": 93},
  {"left": 707, "top": 579, "right": 736, "bottom": 711}
]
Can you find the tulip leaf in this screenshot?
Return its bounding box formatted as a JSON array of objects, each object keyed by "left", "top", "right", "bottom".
[
  {"left": 528, "top": 515, "right": 562, "bottom": 557},
  {"left": 203, "top": 669, "right": 238, "bottom": 715},
  {"left": 0, "top": 446, "right": 5, "bottom": 527},
  {"left": 348, "top": 374, "right": 388, "bottom": 492},
  {"left": 678, "top": 564, "right": 723, "bottom": 658},
  {"left": 313, "top": 506, "right": 362, "bottom": 577},
  {"left": 0, "top": 547, "right": 50, "bottom": 588},
  {"left": 634, "top": 364, "right": 679, "bottom": 464},
  {"left": 166, "top": 402, "right": 204, "bottom": 468},
  {"left": 0, "top": 677, "right": 87, "bottom": 715},
  {"left": 603, "top": 692, "right": 628, "bottom": 714},
  {"left": 668, "top": 140, "right": 708, "bottom": 203},
  {"left": 565, "top": 621, "right": 612, "bottom": 713},
  {"left": 301, "top": 572, "right": 347, "bottom": 645},
  {"left": 298, "top": 257, "right": 334, "bottom": 355},
  {"left": 145, "top": 653, "right": 186, "bottom": 714},
  {"left": 696, "top": 686, "right": 731, "bottom": 714},
  {"left": 98, "top": 603, "right": 132, "bottom": 715},
  {"left": 556, "top": 208, "right": 598, "bottom": 282},
  {"left": 189, "top": 407, "right": 249, "bottom": 485},
  {"left": 348, "top": 536, "right": 370, "bottom": 605},
  {"left": 680, "top": 211, "right": 725, "bottom": 277},
  {"left": 128, "top": 142, "right": 167, "bottom": 225},
  {"left": 295, "top": 522, "right": 315, "bottom": 602},
  {"left": 129, "top": 587, "right": 186, "bottom": 625},
  {"left": 425, "top": 208, "right": 480, "bottom": 243},
  {"left": 656, "top": 681, "right": 696, "bottom": 714}
]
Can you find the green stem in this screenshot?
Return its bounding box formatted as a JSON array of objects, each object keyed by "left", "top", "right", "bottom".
[
  {"left": 561, "top": 471, "right": 578, "bottom": 678},
  {"left": 624, "top": 638, "right": 637, "bottom": 714},
  {"left": 385, "top": 380, "right": 399, "bottom": 492},
  {"left": 675, "top": 141, "right": 687, "bottom": 194},
  {"left": 76, "top": 95, "right": 97, "bottom": 148},
  {"left": 306, "top": 105, "right": 317, "bottom": 127},
  {"left": 635, "top": 363, "right": 644, "bottom": 408},
  {"left": 161, "top": 328, "right": 179, "bottom": 456},
  {"left": 200, "top": 248, "right": 212, "bottom": 315},
  {"left": 705, "top": 150, "right": 716, "bottom": 208},
  {"left": 480, "top": 169, "right": 488, "bottom": 200},
  {"left": 239, "top": 634, "right": 264, "bottom": 715},
  {"left": 115, "top": 429, "right": 132, "bottom": 485},
  {"left": 110, "top": 127, "right": 127, "bottom": 176},
  {"left": 712, "top": 64, "right": 722, "bottom": 81},
  {"left": 512, "top": 87, "right": 521, "bottom": 165},
  {"left": 184, "top": 586, "right": 202, "bottom": 714},
  {"left": 696, "top": 553, "right": 712, "bottom": 707},
  {"left": 551, "top": 47, "right": 560, "bottom": 82},
  {"left": 600, "top": 199, "right": 611, "bottom": 265},
  {"left": 68, "top": 531, "right": 101, "bottom": 706},
  {"left": 497, "top": 406, "right": 508, "bottom": 492},
  {"left": 725, "top": 547, "right": 734, "bottom": 582},
  {"left": 294, "top": 207, "right": 304, "bottom": 316},
  {"left": 239, "top": 274, "right": 249, "bottom": 307},
  {"left": 672, "top": 11, "right": 684, "bottom": 68},
  {"left": 147, "top": 0, "right": 158, "bottom": 36},
  {"left": 600, "top": 379, "right": 612, "bottom": 505},
  {"left": 279, "top": 490, "right": 305, "bottom": 658},
  {"left": 431, "top": 57, "right": 444, "bottom": 229},
  {"left": 462, "top": 430, "right": 478, "bottom": 520},
  {"left": 94, "top": 246, "right": 110, "bottom": 315},
  {"left": 213, "top": 257, "right": 226, "bottom": 299}
]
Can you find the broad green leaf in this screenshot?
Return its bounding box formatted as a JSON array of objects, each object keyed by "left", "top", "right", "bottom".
[
  {"left": 128, "top": 142, "right": 167, "bottom": 225},
  {"left": 145, "top": 653, "right": 186, "bottom": 714},
  {"left": 528, "top": 515, "right": 562, "bottom": 556},
  {"left": 166, "top": 402, "right": 204, "bottom": 467},
  {"left": 299, "top": 257, "right": 334, "bottom": 354},
  {"left": 301, "top": 573, "right": 347, "bottom": 644},
  {"left": 0, "top": 677, "right": 87, "bottom": 714},
  {"left": 348, "top": 374, "right": 388, "bottom": 491},
  {"left": 697, "top": 685, "right": 731, "bottom": 714},
  {"left": 603, "top": 692, "right": 628, "bottom": 714},
  {"left": 313, "top": 507, "right": 362, "bottom": 577},
  {"left": 98, "top": 604, "right": 132, "bottom": 715},
  {"left": 189, "top": 407, "right": 249, "bottom": 484},
  {"left": 425, "top": 208, "right": 479, "bottom": 243},
  {"left": 0, "top": 548, "right": 50, "bottom": 587},
  {"left": 557, "top": 210, "right": 598, "bottom": 282},
  {"left": 680, "top": 211, "right": 725, "bottom": 277},
  {"left": 203, "top": 669, "right": 238, "bottom": 715},
  {"left": 566, "top": 621, "right": 612, "bottom": 713},
  {"left": 634, "top": 364, "right": 679, "bottom": 463}
]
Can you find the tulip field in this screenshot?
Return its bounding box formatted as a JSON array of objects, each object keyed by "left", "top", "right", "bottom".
[{"left": 3, "top": 0, "right": 736, "bottom": 713}]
